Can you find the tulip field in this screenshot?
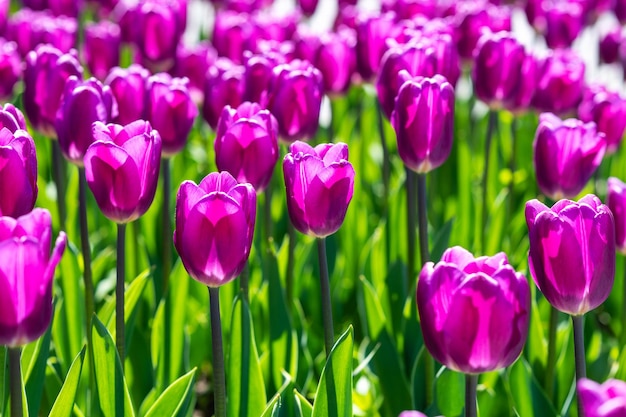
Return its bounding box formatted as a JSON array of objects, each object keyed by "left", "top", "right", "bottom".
[{"left": 3, "top": 0, "right": 626, "bottom": 416}]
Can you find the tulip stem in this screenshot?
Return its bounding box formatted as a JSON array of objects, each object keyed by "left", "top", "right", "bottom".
[
  {"left": 286, "top": 221, "right": 296, "bottom": 314},
  {"left": 481, "top": 110, "right": 498, "bottom": 254},
  {"left": 116, "top": 223, "right": 126, "bottom": 363},
  {"left": 504, "top": 117, "right": 517, "bottom": 252},
  {"left": 621, "top": 256, "right": 626, "bottom": 347},
  {"left": 572, "top": 315, "right": 586, "bottom": 380},
  {"left": 209, "top": 286, "right": 226, "bottom": 417},
  {"left": 240, "top": 264, "right": 249, "bottom": 302},
  {"left": 52, "top": 141, "right": 67, "bottom": 229},
  {"left": 161, "top": 158, "right": 172, "bottom": 297},
  {"left": 545, "top": 306, "right": 558, "bottom": 399},
  {"left": 9, "top": 347, "right": 22, "bottom": 417},
  {"left": 465, "top": 373, "right": 478, "bottom": 417},
  {"left": 317, "top": 237, "right": 335, "bottom": 357},
  {"left": 376, "top": 98, "right": 390, "bottom": 200},
  {"left": 406, "top": 168, "right": 417, "bottom": 281}
]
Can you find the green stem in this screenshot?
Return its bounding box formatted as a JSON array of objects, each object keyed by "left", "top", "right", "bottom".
[
  {"left": 481, "top": 110, "right": 498, "bottom": 254},
  {"left": 209, "top": 287, "right": 226, "bottom": 417},
  {"left": 161, "top": 158, "right": 172, "bottom": 297},
  {"left": 465, "top": 373, "right": 478, "bottom": 417},
  {"left": 406, "top": 169, "right": 417, "bottom": 281},
  {"left": 52, "top": 141, "right": 67, "bottom": 229},
  {"left": 545, "top": 306, "right": 558, "bottom": 399},
  {"left": 504, "top": 117, "right": 517, "bottom": 252},
  {"left": 9, "top": 347, "right": 22, "bottom": 417},
  {"left": 622, "top": 255, "right": 626, "bottom": 347},
  {"left": 116, "top": 223, "right": 126, "bottom": 363},
  {"left": 286, "top": 221, "right": 296, "bottom": 314},
  {"left": 132, "top": 220, "right": 141, "bottom": 277},
  {"left": 240, "top": 264, "right": 249, "bottom": 302},
  {"left": 376, "top": 94, "right": 391, "bottom": 196},
  {"left": 572, "top": 315, "right": 586, "bottom": 380},
  {"left": 317, "top": 237, "right": 335, "bottom": 357}
]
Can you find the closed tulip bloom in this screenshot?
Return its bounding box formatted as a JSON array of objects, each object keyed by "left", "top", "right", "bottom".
[
  {"left": 49, "top": 0, "right": 81, "bottom": 18},
  {"left": 56, "top": 76, "right": 118, "bottom": 165},
  {"left": 355, "top": 11, "right": 396, "bottom": 81},
  {"left": 417, "top": 246, "right": 530, "bottom": 374},
  {"left": 543, "top": 1, "right": 584, "bottom": 49},
  {"left": 174, "top": 171, "right": 256, "bottom": 287},
  {"left": 607, "top": 177, "right": 626, "bottom": 253},
  {"left": 202, "top": 58, "right": 245, "bottom": 130},
  {"left": 0, "top": 208, "right": 66, "bottom": 347},
  {"left": 266, "top": 60, "right": 323, "bottom": 142},
  {"left": 23, "top": 45, "right": 83, "bottom": 138},
  {"left": 453, "top": 2, "right": 511, "bottom": 60},
  {"left": 392, "top": 74, "right": 455, "bottom": 173},
  {"left": 578, "top": 378, "right": 626, "bottom": 417},
  {"left": 35, "top": 15, "right": 78, "bottom": 54},
  {"left": 213, "top": 10, "right": 256, "bottom": 64},
  {"left": 532, "top": 49, "right": 585, "bottom": 115},
  {"left": 104, "top": 64, "right": 149, "bottom": 126},
  {"left": 617, "top": 0, "right": 626, "bottom": 23},
  {"left": 283, "top": 141, "right": 355, "bottom": 237},
  {"left": 172, "top": 41, "right": 218, "bottom": 104},
  {"left": 6, "top": 9, "right": 41, "bottom": 57},
  {"left": 315, "top": 28, "right": 356, "bottom": 95},
  {"left": 0, "top": 41, "right": 21, "bottom": 101},
  {"left": 503, "top": 52, "right": 538, "bottom": 114},
  {"left": 84, "top": 21, "right": 121, "bottom": 81},
  {"left": 599, "top": 27, "right": 622, "bottom": 65},
  {"left": 0, "top": 128, "right": 38, "bottom": 218},
  {"left": 85, "top": 120, "right": 162, "bottom": 223},
  {"left": 145, "top": 73, "right": 196, "bottom": 157},
  {"left": 243, "top": 51, "right": 286, "bottom": 104},
  {"left": 0, "top": 0, "right": 7, "bottom": 34},
  {"left": 135, "top": 0, "right": 184, "bottom": 69},
  {"left": 526, "top": 195, "right": 615, "bottom": 315},
  {"left": 0, "top": 104, "right": 27, "bottom": 132},
  {"left": 533, "top": 113, "right": 606, "bottom": 200},
  {"left": 297, "top": 0, "right": 318, "bottom": 16},
  {"left": 578, "top": 85, "right": 626, "bottom": 154}
]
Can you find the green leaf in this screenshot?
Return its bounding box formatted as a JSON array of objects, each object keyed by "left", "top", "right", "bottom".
[
  {"left": 49, "top": 347, "right": 86, "bottom": 417},
  {"left": 311, "top": 326, "right": 354, "bottom": 417},
  {"left": 23, "top": 322, "right": 52, "bottom": 416},
  {"left": 92, "top": 315, "right": 135, "bottom": 417},
  {"left": 228, "top": 296, "right": 267, "bottom": 417},
  {"left": 294, "top": 389, "right": 313, "bottom": 417},
  {"left": 435, "top": 367, "right": 464, "bottom": 417},
  {"left": 143, "top": 368, "right": 197, "bottom": 417},
  {"left": 1, "top": 346, "right": 7, "bottom": 416},
  {"left": 508, "top": 358, "right": 559, "bottom": 417}
]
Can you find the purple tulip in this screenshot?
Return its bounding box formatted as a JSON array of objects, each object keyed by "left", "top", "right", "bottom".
[
  {"left": 202, "top": 58, "right": 245, "bottom": 130},
  {"left": 543, "top": 1, "right": 584, "bottom": 49},
  {"left": 283, "top": 141, "right": 355, "bottom": 237},
  {"left": 0, "top": 128, "right": 38, "bottom": 218},
  {"left": 391, "top": 74, "right": 455, "bottom": 173},
  {"left": 503, "top": 52, "right": 538, "bottom": 114},
  {"left": 0, "top": 104, "right": 27, "bottom": 132},
  {"left": 453, "top": 2, "right": 511, "bottom": 61},
  {"left": 297, "top": 0, "right": 318, "bottom": 16},
  {"left": 172, "top": 41, "right": 218, "bottom": 104},
  {"left": 251, "top": 11, "right": 298, "bottom": 45},
  {"left": 23, "top": 45, "right": 83, "bottom": 137},
  {"left": 0, "top": 209, "right": 66, "bottom": 347},
  {"left": 104, "top": 64, "right": 149, "bottom": 126},
  {"left": 212, "top": 10, "right": 256, "bottom": 64},
  {"left": 355, "top": 11, "right": 396, "bottom": 81},
  {"left": 399, "top": 412, "right": 429, "bottom": 417},
  {"left": 266, "top": 60, "right": 323, "bottom": 142},
  {"left": 6, "top": 9, "right": 41, "bottom": 57},
  {"left": 617, "top": 0, "right": 626, "bottom": 23},
  {"left": 533, "top": 113, "right": 606, "bottom": 200},
  {"left": 215, "top": 102, "right": 279, "bottom": 193},
  {"left": 526, "top": 195, "right": 615, "bottom": 315},
  {"left": 145, "top": 73, "right": 197, "bottom": 157},
  {"left": 417, "top": 246, "right": 530, "bottom": 374},
  {"left": 532, "top": 49, "right": 585, "bottom": 115},
  {"left": 599, "top": 27, "right": 622, "bottom": 65},
  {"left": 578, "top": 378, "right": 626, "bottom": 417},
  {"left": 135, "top": 0, "right": 184, "bottom": 70},
  {"left": 49, "top": 0, "right": 81, "bottom": 17},
  {"left": 0, "top": 0, "right": 7, "bottom": 35},
  {"left": 607, "top": 177, "right": 626, "bottom": 254},
  {"left": 174, "top": 171, "right": 256, "bottom": 287},
  {"left": 0, "top": 40, "right": 21, "bottom": 100},
  {"left": 56, "top": 76, "right": 118, "bottom": 165},
  {"left": 84, "top": 20, "right": 121, "bottom": 81},
  {"left": 578, "top": 85, "right": 626, "bottom": 154},
  {"left": 243, "top": 50, "right": 286, "bottom": 104},
  {"left": 315, "top": 28, "right": 356, "bottom": 95},
  {"left": 36, "top": 14, "right": 78, "bottom": 54},
  {"left": 84, "top": 120, "right": 162, "bottom": 223}
]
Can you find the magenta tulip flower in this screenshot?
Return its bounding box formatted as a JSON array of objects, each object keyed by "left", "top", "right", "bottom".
[
  {"left": 283, "top": 141, "right": 355, "bottom": 238},
  {"left": 391, "top": 73, "right": 455, "bottom": 173},
  {"left": 578, "top": 378, "right": 626, "bottom": 417},
  {"left": 0, "top": 128, "right": 38, "bottom": 218},
  {"left": 0, "top": 104, "right": 26, "bottom": 133},
  {"left": 202, "top": 58, "right": 245, "bottom": 130},
  {"left": 135, "top": 0, "right": 184, "bottom": 70},
  {"left": 417, "top": 246, "right": 530, "bottom": 374},
  {"left": 297, "top": 0, "right": 318, "bottom": 16},
  {"left": 36, "top": 14, "right": 78, "bottom": 54},
  {"left": 172, "top": 41, "right": 218, "bottom": 104},
  {"left": 503, "top": 52, "right": 538, "bottom": 115},
  {"left": 543, "top": 1, "right": 584, "bottom": 49},
  {"left": 453, "top": 2, "right": 511, "bottom": 61},
  {"left": 0, "top": 208, "right": 66, "bottom": 347},
  {"left": 215, "top": 102, "right": 279, "bottom": 193},
  {"left": 174, "top": 171, "right": 256, "bottom": 287},
  {"left": 83, "top": 20, "right": 121, "bottom": 81},
  {"left": 0, "top": 40, "right": 21, "bottom": 101},
  {"left": 599, "top": 27, "right": 622, "bottom": 65},
  {"left": 56, "top": 76, "right": 118, "bottom": 166},
  {"left": 533, "top": 113, "right": 606, "bottom": 200},
  {"left": 315, "top": 28, "right": 356, "bottom": 96},
  {"left": 84, "top": 120, "right": 162, "bottom": 223},
  {"left": 607, "top": 177, "right": 626, "bottom": 254},
  {"left": 243, "top": 50, "right": 286, "bottom": 104},
  {"left": 354, "top": 11, "right": 396, "bottom": 82},
  {"left": 23, "top": 45, "right": 83, "bottom": 137},
  {"left": 578, "top": 84, "right": 626, "bottom": 154},
  {"left": 212, "top": 10, "right": 256, "bottom": 64},
  {"left": 145, "top": 73, "right": 197, "bottom": 157},
  {"left": 532, "top": 49, "right": 585, "bottom": 115},
  {"left": 104, "top": 64, "right": 149, "bottom": 126},
  {"left": 525, "top": 195, "right": 615, "bottom": 316}
]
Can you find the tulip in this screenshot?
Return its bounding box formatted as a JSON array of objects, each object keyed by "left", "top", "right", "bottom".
[
  {"left": 49, "top": 0, "right": 81, "bottom": 18},
  {"left": 84, "top": 120, "right": 162, "bottom": 223},
  {"left": 531, "top": 49, "right": 585, "bottom": 115},
  {"left": 215, "top": 102, "right": 279, "bottom": 193},
  {"left": 617, "top": 0, "right": 626, "bottom": 23},
  {"left": 0, "top": 128, "right": 38, "bottom": 218},
  {"left": 35, "top": 14, "right": 78, "bottom": 54},
  {"left": 243, "top": 51, "right": 285, "bottom": 104},
  {"left": 145, "top": 73, "right": 197, "bottom": 157},
  {"left": 578, "top": 85, "right": 626, "bottom": 154},
  {"left": 266, "top": 60, "right": 323, "bottom": 142},
  {"left": 172, "top": 41, "right": 218, "bottom": 104},
  {"left": 6, "top": 9, "right": 41, "bottom": 57},
  {"left": 543, "top": 1, "right": 584, "bottom": 49},
  {"left": 399, "top": 412, "right": 428, "bottom": 417},
  {"left": 416, "top": 246, "right": 530, "bottom": 374},
  {"left": 0, "top": 40, "right": 21, "bottom": 101},
  {"left": 599, "top": 27, "right": 622, "bottom": 65},
  {"left": 533, "top": 113, "right": 606, "bottom": 200},
  {"left": 174, "top": 171, "right": 256, "bottom": 287},
  {"left": 315, "top": 28, "right": 356, "bottom": 95},
  {"left": 391, "top": 74, "right": 455, "bottom": 174},
  {"left": 104, "top": 64, "right": 149, "bottom": 126},
  {"left": 84, "top": 20, "right": 121, "bottom": 81},
  {"left": 283, "top": 141, "right": 355, "bottom": 238},
  {"left": 251, "top": 11, "right": 298, "bottom": 45},
  {"left": 0, "top": 0, "right": 7, "bottom": 34},
  {"left": 23, "top": 45, "right": 83, "bottom": 137},
  {"left": 453, "top": 2, "right": 511, "bottom": 61},
  {"left": 503, "top": 52, "right": 538, "bottom": 115},
  {"left": 212, "top": 10, "right": 256, "bottom": 64},
  {"left": 134, "top": 0, "right": 184, "bottom": 70},
  {"left": 56, "top": 76, "right": 118, "bottom": 166},
  {"left": 297, "top": 0, "right": 318, "bottom": 16},
  {"left": 608, "top": 177, "right": 626, "bottom": 253},
  {"left": 525, "top": 195, "right": 615, "bottom": 316},
  {"left": 578, "top": 378, "right": 626, "bottom": 417},
  {"left": 0, "top": 104, "right": 26, "bottom": 132},
  {"left": 202, "top": 58, "right": 245, "bottom": 130},
  {"left": 355, "top": 11, "right": 396, "bottom": 81},
  {"left": 0, "top": 208, "right": 66, "bottom": 347}
]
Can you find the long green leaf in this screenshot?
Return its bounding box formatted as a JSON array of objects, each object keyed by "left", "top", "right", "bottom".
[
  {"left": 23, "top": 323, "right": 52, "bottom": 417},
  {"left": 143, "top": 368, "right": 196, "bottom": 417},
  {"left": 508, "top": 358, "right": 559, "bottom": 417},
  {"left": 435, "top": 367, "right": 464, "bottom": 417},
  {"left": 49, "top": 347, "right": 86, "bottom": 417}
]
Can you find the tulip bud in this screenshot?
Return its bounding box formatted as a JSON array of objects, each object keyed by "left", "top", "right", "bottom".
[
  {"left": 0, "top": 209, "right": 66, "bottom": 347},
  {"left": 526, "top": 195, "right": 615, "bottom": 315},
  {"left": 577, "top": 378, "right": 626, "bottom": 417},
  {"left": 599, "top": 27, "right": 622, "bottom": 65},
  {"left": 36, "top": 14, "right": 78, "bottom": 54},
  {"left": 0, "top": 128, "right": 38, "bottom": 218},
  {"left": 391, "top": 74, "right": 454, "bottom": 173},
  {"left": 297, "top": 0, "right": 318, "bottom": 16},
  {"left": 172, "top": 41, "right": 218, "bottom": 104},
  {"left": 0, "top": 104, "right": 27, "bottom": 132},
  {"left": 84, "top": 20, "right": 121, "bottom": 81},
  {"left": 503, "top": 52, "right": 538, "bottom": 114},
  {"left": 533, "top": 113, "right": 606, "bottom": 200},
  {"left": 85, "top": 120, "right": 162, "bottom": 223},
  {"left": 0, "top": 40, "right": 21, "bottom": 100},
  {"left": 315, "top": 28, "right": 356, "bottom": 95},
  {"left": 355, "top": 11, "right": 396, "bottom": 81},
  {"left": 453, "top": 2, "right": 511, "bottom": 60},
  {"left": 578, "top": 84, "right": 626, "bottom": 154},
  {"left": 617, "top": 0, "right": 626, "bottom": 24},
  {"left": 104, "top": 64, "right": 150, "bottom": 126},
  {"left": 213, "top": 10, "right": 256, "bottom": 64},
  {"left": 49, "top": 0, "right": 81, "bottom": 18},
  {"left": 135, "top": 0, "right": 184, "bottom": 70},
  {"left": 283, "top": 141, "right": 355, "bottom": 237},
  {"left": 215, "top": 102, "right": 279, "bottom": 193},
  {"left": 607, "top": 177, "right": 626, "bottom": 254},
  {"left": 174, "top": 171, "right": 256, "bottom": 287},
  {"left": 417, "top": 246, "right": 530, "bottom": 374},
  {"left": 202, "top": 58, "right": 245, "bottom": 130},
  {"left": 23, "top": 45, "right": 83, "bottom": 138},
  {"left": 6, "top": 9, "right": 41, "bottom": 57},
  {"left": 56, "top": 76, "right": 118, "bottom": 165},
  {"left": 532, "top": 49, "right": 585, "bottom": 115},
  {"left": 543, "top": 1, "right": 584, "bottom": 49}
]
